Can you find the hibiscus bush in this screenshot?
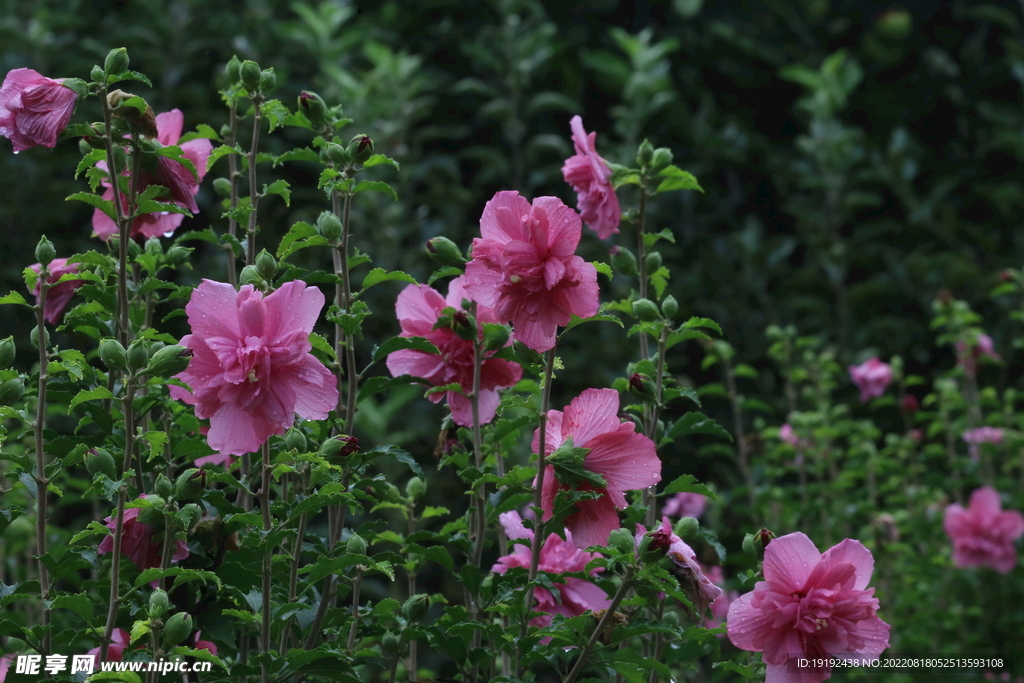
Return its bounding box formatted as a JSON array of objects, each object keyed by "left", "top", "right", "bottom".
[{"left": 0, "top": 11, "right": 1023, "bottom": 683}]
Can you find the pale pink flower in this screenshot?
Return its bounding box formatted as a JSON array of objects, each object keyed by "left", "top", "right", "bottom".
[
  {"left": 97, "top": 496, "right": 188, "bottom": 571},
  {"left": 636, "top": 517, "right": 723, "bottom": 615},
  {"left": 779, "top": 423, "right": 803, "bottom": 447},
  {"left": 0, "top": 654, "right": 12, "bottom": 681},
  {"left": 385, "top": 276, "right": 522, "bottom": 427},
  {"left": 29, "top": 258, "right": 84, "bottom": 325},
  {"left": 944, "top": 487, "right": 1024, "bottom": 573},
  {"left": 727, "top": 532, "right": 891, "bottom": 683},
  {"left": 86, "top": 628, "right": 131, "bottom": 665},
  {"left": 561, "top": 115, "right": 620, "bottom": 239},
  {"left": 464, "top": 191, "right": 599, "bottom": 352},
  {"left": 702, "top": 565, "right": 738, "bottom": 631},
  {"left": 661, "top": 491, "right": 706, "bottom": 519},
  {"left": 956, "top": 333, "right": 1001, "bottom": 377},
  {"left": 536, "top": 388, "right": 660, "bottom": 549},
  {"left": 92, "top": 109, "right": 213, "bottom": 240},
  {"left": 848, "top": 358, "right": 892, "bottom": 403},
  {"left": 962, "top": 427, "right": 1004, "bottom": 462},
  {"left": 0, "top": 68, "right": 77, "bottom": 152},
  {"left": 192, "top": 425, "right": 235, "bottom": 468},
  {"left": 170, "top": 279, "right": 339, "bottom": 456},
  {"left": 492, "top": 511, "right": 611, "bottom": 627}
]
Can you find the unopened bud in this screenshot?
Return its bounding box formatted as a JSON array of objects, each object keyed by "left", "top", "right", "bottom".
[
  {"left": 608, "top": 527, "right": 635, "bottom": 556},
  {"left": 901, "top": 393, "right": 919, "bottom": 414},
  {"left": 637, "top": 139, "right": 654, "bottom": 166},
  {"left": 30, "top": 326, "right": 48, "bottom": 350},
  {"left": 127, "top": 339, "right": 149, "bottom": 371},
  {"left": 165, "top": 246, "right": 191, "bottom": 267},
  {"left": 111, "top": 143, "right": 129, "bottom": 171},
  {"left": 255, "top": 249, "right": 277, "bottom": 281},
  {"left": 224, "top": 56, "right": 242, "bottom": 84},
  {"left": 162, "top": 612, "right": 193, "bottom": 648},
  {"left": 645, "top": 251, "right": 662, "bottom": 272},
  {"left": 627, "top": 373, "right": 656, "bottom": 400},
  {"left": 325, "top": 143, "right": 350, "bottom": 167},
  {"left": 743, "top": 528, "right": 775, "bottom": 560},
  {"left": 173, "top": 468, "right": 207, "bottom": 502},
  {"left": 405, "top": 477, "right": 426, "bottom": 501},
  {"left": 425, "top": 236, "right": 465, "bottom": 266},
  {"left": 674, "top": 516, "right": 699, "bottom": 539},
  {"left": 154, "top": 475, "right": 173, "bottom": 499},
  {"left": 85, "top": 448, "right": 117, "bottom": 480},
  {"left": 239, "top": 61, "right": 262, "bottom": 92},
  {"left": 99, "top": 339, "right": 129, "bottom": 373},
  {"left": 285, "top": 428, "right": 307, "bottom": 452},
  {"left": 609, "top": 246, "right": 638, "bottom": 277},
  {"left": 212, "top": 177, "right": 232, "bottom": 198},
  {"left": 661, "top": 295, "right": 678, "bottom": 319},
  {"left": 104, "top": 48, "right": 130, "bottom": 75},
  {"left": 127, "top": 238, "right": 142, "bottom": 259},
  {"left": 259, "top": 68, "right": 276, "bottom": 92},
  {"left": 348, "top": 134, "right": 374, "bottom": 164},
  {"left": 0, "top": 378, "right": 24, "bottom": 406},
  {"left": 346, "top": 533, "right": 367, "bottom": 556},
  {"left": 317, "top": 211, "right": 343, "bottom": 241},
  {"left": 35, "top": 237, "right": 56, "bottom": 266},
  {"left": 381, "top": 631, "right": 402, "bottom": 658},
  {"left": 90, "top": 65, "right": 105, "bottom": 83},
  {"left": 238, "top": 265, "right": 265, "bottom": 288},
  {"left": 401, "top": 594, "right": 429, "bottom": 622},
  {"left": 79, "top": 139, "right": 93, "bottom": 155},
  {"left": 0, "top": 337, "right": 15, "bottom": 369},
  {"left": 297, "top": 91, "right": 328, "bottom": 129},
  {"left": 650, "top": 147, "right": 673, "bottom": 171},
  {"left": 319, "top": 435, "right": 359, "bottom": 461},
  {"left": 452, "top": 311, "right": 476, "bottom": 341},
  {"left": 144, "top": 237, "right": 162, "bottom": 257},
  {"left": 632, "top": 298, "right": 661, "bottom": 321}
]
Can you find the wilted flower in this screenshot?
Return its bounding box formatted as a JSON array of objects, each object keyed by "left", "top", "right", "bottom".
[
  {"left": 170, "top": 279, "right": 339, "bottom": 456},
  {"left": 636, "top": 517, "right": 723, "bottom": 616},
  {"left": 0, "top": 68, "right": 78, "bottom": 152},
  {"left": 97, "top": 495, "right": 188, "bottom": 571},
  {"left": 944, "top": 487, "right": 1024, "bottom": 573},
  {"left": 464, "top": 191, "right": 599, "bottom": 352},
  {"left": 29, "top": 258, "right": 84, "bottom": 325},
  {"left": 492, "top": 511, "right": 610, "bottom": 628},
  {"left": 956, "top": 333, "right": 1001, "bottom": 378},
  {"left": 848, "top": 358, "right": 892, "bottom": 403},
  {"left": 727, "top": 532, "right": 890, "bottom": 683},
  {"left": 561, "top": 115, "right": 620, "bottom": 239},
  {"left": 661, "top": 491, "right": 707, "bottom": 519},
  {"left": 386, "top": 276, "right": 522, "bottom": 427}
]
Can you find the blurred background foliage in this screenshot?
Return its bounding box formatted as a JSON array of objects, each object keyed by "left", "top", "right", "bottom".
[{"left": 3, "top": 0, "right": 1024, "bottom": 673}]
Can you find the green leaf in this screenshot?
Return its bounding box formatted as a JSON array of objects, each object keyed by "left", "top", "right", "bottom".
[
  {"left": 0, "top": 291, "right": 28, "bottom": 307},
  {"left": 649, "top": 266, "right": 670, "bottom": 299},
  {"left": 660, "top": 473, "right": 716, "bottom": 498},
  {"left": 260, "top": 99, "right": 291, "bottom": 133},
  {"left": 662, "top": 412, "right": 733, "bottom": 445},
  {"left": 274, "top": 148, "right": 321, "bottom": 167},
  {"left": 47, "top": 592, "right": 94, "bottom": 623},
  {"left": 365, "top": 444, "right": 423, "bottom": 477},
  {"left": 177, "top": 124, "right": 221, "bottom": 143},
  {"left": 360, "top": 268, "right": 416, "bottom": 293},
  {"left": 563, "top": 313, "right": 624, "bottom": 333},
  {"left": 206, "top": 144, "right": 243, "bottom": 172},
  {"left": 106, "top": 70, "right": 153, "bottom": 87},
  {"left": 67, "top": 192, "right": 115, "bottom": 220},
  {"left": 642, "top": 228, "right": 676, "bottom": 248},
  {"left": 263, "top": 179, "right": 291, "bottom": 206},
  {"left": 353, "top": 180, "right": 398, "bottom": 201},
  {"left": 362, "top": 154, "right": 400, "bottom": 170},
  {"left": 592, "top": 261, "right": 613, "bottom": 279},
  {"left": 309, "top": 331, "right": 337, "bottom": 363},
  {"left": 663, "top": 386, "right": 701, "bottom": 407},
  {"left": 69, "top": 387, "right": 114, "bottom": 412},
  {"left": 134, "top": 567, "right": 222, "bottom": 590},
  {"left": 681, "top": 316, "right": 722, "bottom": 334},
  {"left": 655, "top": 165, "right": 703, "bottom": 193},
  {"left": 372, "top": 336, "right": 440, "bottom": 363},
  {"left": 76, "top": 149, "right": 107, "bottom": 179}
]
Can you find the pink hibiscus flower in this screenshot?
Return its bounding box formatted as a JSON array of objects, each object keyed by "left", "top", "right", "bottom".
[
  {"left": 86, "top": 628, "right": 131, "bottom": 665},
  {"left": 195, "top": 630, "right": 218, "bottom": 655},
  {"left": 492, "top": 510, "right": 611, "bottom": 627},
  {"left": 848, "top": 358, "right": 892, "bottom": 403},
  {"left": 29, "top": 258, "right": 84, "bottom": 325},
  {"left": 0, "top": 68, "right": 78, "bottom": 152},
  {"left": 956, "top": 333, "right": 1001, "bottom": 377},
  {"left": 170, "top": 279, "right": 339, "bottom": 456},
  {"left": 385, "top": 276, "right": 522, "bottom": 427},
  {"left": 944, "top": 487, "right": 1024, "bottom": 573},
  {"left": 636, "top": 517, "right": 723, "bottom": 615},
  {"left": 97, "top": 496, "right": 189, "bottom": 571},
  {"left": 727, "top": 532, "right": 891, "bottom": 683},
  {"left": 561, "top": 115, "right": 620, "bottom": 239},
  {"left": 464, "top": 191, "right": 599, "bottom": 352},
  {"left": 661, "top": 491, "right": 707, "bottom": 519},
  {"left": 92, "top": 109, "right": 213, "bottom": 240},
  {"left": 962, "top": 427, "right": 1004, "bottom": 462},
  {"left": 536, "top": 388, "right": 660, "bottom": 549}
]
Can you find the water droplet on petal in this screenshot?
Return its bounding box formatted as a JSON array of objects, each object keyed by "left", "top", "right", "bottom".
[{"left": 12, "top": 150, "right": 18, "bottom": 155}]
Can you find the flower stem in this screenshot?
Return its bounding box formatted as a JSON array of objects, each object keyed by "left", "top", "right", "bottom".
[
  {"left": 468, "top": 315, "right": 485, "bottom": 682},
  {"left": 246, "top": 95, "right": 264, "bottom": 267},
  {"left": 259, "top": 440, "right": 272, "bottom": 683},
  {"left": 635, "top": 183, "right": 650, "bottom": 361},
  {"left": 346, "top": 565, "right": 365, "bottom": 653},
  {"left": 563, "top": 566, "right": 635, "bottom": 683},
  {"left": 33, "top": 270, "right": 51, "bottom": 654},
  {"left": 225, "top": 101, "right": 239, "bottom": 287},
  {"left": 643, "top": 326, "right": 669, "bottom": 529},
  {"left": 722, "top": 346, "right": 756, "bottom": 510}
]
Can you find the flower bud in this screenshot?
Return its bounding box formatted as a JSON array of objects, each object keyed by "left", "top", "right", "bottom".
[
  {"left": 285, "top": 428, "right": 307, "bottom": 452},
  {"left": 148, "top": 589, "right": 169, "bottom": 619},
  {"left": 425, "top": 236, "right": 465, "bottom": 265},
  {"left": 255, "top": 249, "right": 277, "bottom": 281},
  {"left": 319, "top": 435, "right": 360, "bottom": 461},
  {"left": 609, "top": 246, "right": 638, "bottom": 277},
  {"left": 90, "top": 65, "right": 105, "bottom": 83},
  {"left": 0, "top": 337, "right": 15, "bottom": 369},
  {"left": 743, "top": 528, "right": 775, "bottom": 560},
  {"left": 144, "top": 237, "right": 162, "bottom": 258},
  {"left": 645, "top": 251, "right": 662, "bottom": 272},
  {"left": 162, "top": 612, "right": 193, "bottom": 648},
  {"left": 30, "top": 326, "right": 48, "bottom": 350},
  {"left": 239, "top": 61, "right": 262, "bottom": 92},
  {"left": 165, "top": 246, "right": 191, "bottom": 267},
  {"left": 325, "top": 143, "right": 350, "bottom": 167},
  {"left": 346, "top": 533, "right": 367, "bottom": 556},
  {"left": 173, "top": 468, "right": 207, "bottom": 502},
  {"left": 643, "top": 528, "right": 673, "bottom": 561},
  {"left": 35, "top": 237, "right": 56, "bottom": 266},
  {"left": 637, "top": 139, "right": 654, "bottom": 166},
  {"left": 347, "top": 134, "right": 374, "bottom": 164},
  {"left": 104, "top": 48, "right": 130, "bottom": 75},
  {"left": 85, "top": 448, "right": 117, "bottom": 480},
  {"left": 99, "top": 339, "right": 129, "bottom": 373},
  {"left": 451, "top": 310, "right": 477, "bottom": 341},
  {"left": 405, "top": 477, "right": 426, "bottom": 501},
  {"left": 0, "top": 378, "right": 25, "bottom": 406},
  {"left": 111, "top": 143, "right": 129, "bottom": 171},
  {"left": 317, "top": 211, "right": 343, "bottom": 242},
  {"left": 627, "top": 373, "right": 656, "bottom": 400},
  {"left": 401, "top": 594, "right": 429, "bottom": 622},
  {"left": 297, "top": 91, "right": 328, "bottom": 129},
  {"left": 224, "top": 55, "right": 242, "bottom": 84},
  {"left": 259, "top": 68, "right": 276, "bottom": 92},
  {"left": 154, "top": 474, "right": 173, "bottom": 499},
  {"left": 212, "top": 177, "right": 232, "bottom": 198},
  {"left": 901, "top": 393, "right": 919, "bottom": 414},
  {"left": 632, "top": 298, "right": 661, "bottom": 321},
  {"left": 482, "top": 324, "right": 510, "bottom": 351},
  {"left": 661, "top": 295, "right": 678, "bottom": 319},
  {"left": 127, "top": 339, "right": 149, "bottom": 371},
  {"left": 608, "top": 527, "right": 635, "bottom": 556},
  {"left": 650, "top": 147, "right": 673, "bottom": 171},
  {"left": 146, "top": 344, "right": 193, "bottom": 377},
  {"left": 381, "top": 631, "right": 403, "bottom": 658},
  {"left": 674, "top": 516, "right": 699, "bottom": 539},
  {"left": 238, "top": 265, "right": 265, "bottom": 288},
  {"left": 180, "top": 503, "right": 202, "bottom": 529}
]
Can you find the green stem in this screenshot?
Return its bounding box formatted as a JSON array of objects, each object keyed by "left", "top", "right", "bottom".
[
  {"left": 260, "top": 440, "right": 272, "bottom": 683},
  {"left": 563, "top": 566, "right": 635, "bottom": 683},
  {"left": 226, "top": 101, "right": 239, "bottom": 287},
  {"left": 246, "top": 95, "right": 264, "bottom": 266},
  {"left": 636, "top": 182, "right": 650, "bottom": 360},
  {"left": 33, "top": 271, "right": 51, "bottom": 654},
  {"left": 346, "top": 565, "right": 365, "bottom": 653}
]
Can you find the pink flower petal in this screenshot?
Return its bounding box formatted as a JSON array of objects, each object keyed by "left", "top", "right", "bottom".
[
  {"left": 762, "top": 532, "right": 821, "bottom": 594},
  {"left": 818, "top": 538, "right": 875, "bottom": 591}
]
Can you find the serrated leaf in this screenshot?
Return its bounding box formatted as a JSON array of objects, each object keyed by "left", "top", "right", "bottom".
[
  {"left": 592, "top": 261, "right": 613, "bottom": 279},
  {"left": 663, "top": 386, "right": 701, "bottom": 407},
  {"left": 274, "top": 148, "right": 321, "bottom": 167},
  {"left": 655, "top": 165, "right": 703, "bottom": 193},
  {"left": 69, "top": 387, "right": 114, "bottom": 412},
  {"left": 360, "top": 267, "right": 416, "bottom": 293},
  {"left": 660, "top": 473, "right": 716, "bottom": 497},
  {"left": 362, "top": 154, "right": 400, "bottom": 170},
  {"left": 107, "top": 70, "right": 152, "bottom": 87},
  {"left": 642, "top": 228, "right": 676, "bottom": 248},
  {"left": 372, "top": 336, "right": 439, "bottom": 363},
  {"left": 365, "top": 444, "right": 423, "bottom": 477},
  {"left": 76, "top": 149, "right": 107, "bottom": 179},
  {"left": 563, "top": 313, "right": 624, "bottom": 333},
  {"left": 67, "top": 192, "right": 115, "bottom": 220},
  {"left": 263, "top": 179, "right": 291, "bottom": 206},
  {"left": 681, "top": 317, "right": 722, "bottom": 334},
  {"left": 0, "top": 291, "right": 28, "bottom": 306},
  {"left": 663, "top": 412, "right": 733, "bottom": 445},
  {"left": 206, "top": 144, "right": 243, "bottom": 172},
  {"left": 649, "top": 266, "right": 670, "bottom": 299},
  {"left": 353, "top": 180, "right": 398, "bottom": 201}
]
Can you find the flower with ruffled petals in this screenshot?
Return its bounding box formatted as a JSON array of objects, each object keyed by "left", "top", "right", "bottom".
[
  {"left": 848, "top": 358, "right": 892, "bottom": 403},
  {"left": 636, "top": 517, "right": 723, "bottom": 615},
  {"left": 0, "top": 68, "right": 77, "bottom": 152},
  {"left": 492, "top": 511, "right": 610, "bottom": 627},
  {"left": 92, "top": 109, "right": 213, "bottom": 240},
  {"left": 944, "top": 487, "right": 1024, "bottom": 573},
  {"left": 727, "top": 532, "right": 890, "bottom": 683},
  {"left": 29, "top": 258, "right": 84, "bottom": 325},
  {"left": 464, "top": 191, "right": 599, "bottom": 352},
  {"left": 661, "top": 491, "right": 706, "bottom": 519},
  {"left": 956, "top": 333, "right": 1001, "bottom": 377},
  {"left": 536, "top": 388, "right": 660, "bottom": 549},
  {"left": 97, "top": 496, "right": 189, "bottom": 571},
  {"left": 386, "top": 276, "right": 522, "bottom": 427},
  {"left": 962, "top": 427, "right": 1004, "bottom": 462},
  {"left": 86, "top": 628, "right": 131, "bottom": 666},
  {"left": 562, "top": 115, "right": 620, "bottom": 239},
  {"left": 170, "top": 279, "right": 339, "bottom": 456}
]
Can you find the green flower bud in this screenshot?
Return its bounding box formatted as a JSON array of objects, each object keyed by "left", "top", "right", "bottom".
[
  {"left": 674, "top": 516, "right": 699, "bottom": 539},
  {"left": 346, "top": 533, "right": 367, "bottom": 556},
  {"left": 238, "top": 265, "right": 265, "bottom": 288},
  {"left": 127, "top": 238, "right": 143, "bottom": 259},
  {"left": 608, "top": 527, "right": 635, "bottom": 556},
  {"left": 325, "top": 143, "right": 350, "bottom": 167},
  {"left": 99, "top": 339, "right": 129, "bottom": 373},
  {"left": 30, "top": 326, "right": 48, "bottom": 350},
  {"left": 225, "top": 55, "right": 242, "bottom": 84},
  {"left": 381, "top": 631, "right": 403, "bottom": 658},
  {"left": 451, "top": 311, "right": 477, "bottom": 342},
  {"left": 239, "top": 61, "right": 262, "bottom": 92},
  {"left": 35, "top": 237, "right": 56, "bottom": 266},
  {"left": 425, "top": 236, "right": 465, "bottom": 265},
  {"left": 173, "top": 468, "right": 207, "bottom": 502},
  {"left": 645, "top": 251, "right": 662, "bottom": 272},
  {"left": 609, "top": 246, "right": 638, "bottom": 277},
  {"left": 650, "top": 147, "right": 673, "bottom": 171},
  {"left": 104, "top": 48, "right": 130, "bottom": 75},
  {"left": 165, "top": 246, "right": 191, "bottom": 267},
  {"left": 127, "top": 339, "right": 149, "bottom": 371},
  {"left": 405, "top": 477, "right": 426, "bottom": 502},
  {"left": 162, "top": 612, "right": 193, "bottom": 648},
  {"left": 111, "top": 144, "right": 129, "bottom": 171},
  {"left": 627, "top": 373, "right": 656, "bottom": 401},
  {"left": 219, "top": 124, "right": 231, "bottom": 138},
  {"left": 259, "top": 68, "right": 276, "bottom": 92},
  {"left": 212, "top": 177, "right": 232, "bottom": 198},
  {"left": 285, "top": 428, "right": 307, "bottom": 452},
  {"left": 180, "top": 502, "right": 202, "bottom": 529},
  {"left": 0, "top": 336, "right": 15, "bottom": 369},
  {"left": 144, "top": 237, "right": 162, "bottom": 257},
  {"left": 401, "top": 594, "right": 429, "bottom": 622},
  {"left": 148, "top": 589, "right": 169, "bottom": 619},
  {"left": 85, "top": 448, "right": 117, "bottom": 480},
  {"left": 146, "top": 344, "right": 193, "bottom": 377},
  {"left": 661, "top": 295, "right": 678, "bottom": 319},
  {"left": 743, "top": 528, "right": 775, "bottom": 561},
  {"left": 384, "top": 483, "right": 402, "bottom": 503},
  {"left": 297, "top": 91, "right": 328, "bottom": 130},
  {"left": 154, "top": 474, "right": 173, "bottom": 499},
  {"left": 90, "top": 65, "right": 105, "bottom": 83},
  {"left": 347, "top": 134, "right": 374, "bottom": 164},
  {"left": 316, "top": 211, "right": 343, "bottom": 242},
  {"left": 663, "top": 610, "right": 681, "bottom": 628},
  {"left": 637, "top": 139, "right": 654, "bottom": 166},
  {"left": 632, "top": 298, "right": 661, "bottom": 321},
  {"left": 319, "top": 435, "right": 359, "bottom": 461},
  {"left": 482, "top": 324, "right": 510, "bottom": 352},
  {"left": 0, "top": 378, "right": 25, "bottom": 406},
  {"left": 255, "top": 249, "right": 277, "bottom": 281},
  {"left": 79, "top": 139, "right": 93, "bottom": 156}
]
